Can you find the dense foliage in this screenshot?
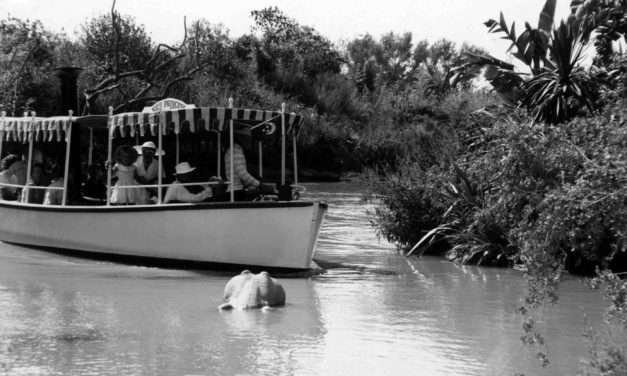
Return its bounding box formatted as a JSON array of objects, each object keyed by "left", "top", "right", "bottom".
[{"left": 365, "top": 0, "right": 627, "bottom": 371}]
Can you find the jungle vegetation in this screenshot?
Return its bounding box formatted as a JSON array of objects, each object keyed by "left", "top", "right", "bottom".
[{"left": 2, "top": 0, "right": 626, "bottom": 373}]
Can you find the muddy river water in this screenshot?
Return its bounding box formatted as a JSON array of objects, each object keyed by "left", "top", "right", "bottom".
[{"left": 0, "top": 182, "right": 605, "bottom": 375}]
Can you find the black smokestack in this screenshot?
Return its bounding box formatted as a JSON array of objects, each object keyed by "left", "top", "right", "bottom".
[{"left": 55, "top": 67, "right": 83, "bottom": 115}]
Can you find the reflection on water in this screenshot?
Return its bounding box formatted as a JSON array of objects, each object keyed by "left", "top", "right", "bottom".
[{"left": 0, "top": 182, "right": 605, "bottom": 375}]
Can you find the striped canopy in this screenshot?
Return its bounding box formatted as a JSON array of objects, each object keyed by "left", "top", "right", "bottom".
[
  {"left": 0, "top": 106, "right": 305, "bottom": 143},
  {"left": 0, "top": 116, "right": 73, "bottom": 143},
  {"left": 108, "top": 107, "right": 304, "bottom": 138}
]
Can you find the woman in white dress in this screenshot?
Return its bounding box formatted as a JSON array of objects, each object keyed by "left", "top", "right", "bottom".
[{"left": 110, "top": 145, "right": 148, "bottom": 204}]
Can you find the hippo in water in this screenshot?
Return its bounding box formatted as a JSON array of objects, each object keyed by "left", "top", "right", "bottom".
[{"left": 218, "top": 270, "right": 286, "bottom": 310}]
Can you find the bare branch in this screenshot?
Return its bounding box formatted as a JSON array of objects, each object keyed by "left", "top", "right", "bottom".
[
  {"left": 114, "top": 95, "right": 161, "bottom": 112},
  {"left": 88, "top": 83, "right": 121, "bottom": 98},
  {"left": 179, "top": 16, "right": 188, "bottom": 49},
  {"left": 133, "top": 83, "right": 154, "bottom": 100},
  {"left": 161, "top": 66, "right": 201, "bottom": 95},
  {"left": 82, "top": 10, "right": 207, "bottom": 114},
  {"left": 85, "top": 69, "right": 144, "bottom": 96},
  {"left": 153, "top": 53, "right": 185, "bottom": 72}
]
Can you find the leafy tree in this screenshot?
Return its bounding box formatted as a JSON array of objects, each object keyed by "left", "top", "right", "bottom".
[
  {"left": 347, "top": 34, "right": 485, "bottom": 95},
  {"left": 79, "top": 2, "right": 209, "bottom": 113},
  {"left": 347, "top": 33, "right": 417, "bottom": 89},
  {"left": 0, "top": 17, "right": 61, "bottom": 115},
  {"left": 251, "top": 7, "right": 341, "bottom": 81},
  {"left": 184, "top": 20, "right": 241, "bottom": 79},
  {"left": 81, "top": 12, "right": 153, "bottom": 75}
]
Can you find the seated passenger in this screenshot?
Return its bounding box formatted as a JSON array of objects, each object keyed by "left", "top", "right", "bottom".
[
  {"left": 163, "top": 162, "right": 212, "bottom": 203},
  {"left": 82, "top": 164, "right": 106, "bottom": 201},
  {"left": 4, "top": 145, "right": 29, "bottom": 186},
  {"left": 12, "top": 159, "right": 27, "bottom": 186},
  {"left": 22, "top": 163, "right": 48, "bottom": 204},
  {"left": 224, "top": 131, "right": 260, "bottom": 201},
  {"left": 43, "top": 167, "right": 64, "bottom": 205},
  {"left": 0, "top": 154, "right": 19, "bottom": 200}
]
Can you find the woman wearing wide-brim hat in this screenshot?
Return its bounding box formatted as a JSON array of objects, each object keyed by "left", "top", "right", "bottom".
[
  {"left": 163, "top": 162, "right": 212, "bottom": 203},
  {"left": 134, "top": 141, "right": 165, "bottom": 199}
]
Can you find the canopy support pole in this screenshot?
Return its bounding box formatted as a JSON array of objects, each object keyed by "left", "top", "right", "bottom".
[
  {"left": 292, "top": 134, "right": 298, "bottom": 185},
  {"left": 0, "top": 111, "right": 5, "bottom": 158},
  {"left": 281, "top": 103, "right": 286, "bottom": 186},
  {"left": 216, "top": 131, "right": 221, "bottom": 177},
  {"left": 62, "top": 110, "right": 73, "bottom": 206},
  {"left": 88, "top": 127, "right": 93, "bottom": 165},
  {"left": 229, "top": 98, "right": 234, "bottom": 203},
  {"left": 106, "top": 107, "right": 113, "bottom": 206},
  {"left": 175, "top": 133, "right": 180, "bottom": 165},
  {"left": 258, "top": 141, "right": 263, "bottom": 178},
  {"left": 23, "top": 111, "right": 35, "bottom": 203},
  {"left": 158, "top": 115, "right": 163, "bottom": 204}
]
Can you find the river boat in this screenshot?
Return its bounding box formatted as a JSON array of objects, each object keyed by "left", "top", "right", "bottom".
[{"left": 0, "top": 97, "right": 326, "bottom": 271}]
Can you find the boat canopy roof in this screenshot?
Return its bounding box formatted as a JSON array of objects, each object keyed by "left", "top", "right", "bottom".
[
  {"left": 0, "top": 100, "right": 304, "bottom": 143},
  {"left": 0, "top": 115, "right": 73, "bottom": 142},
  {"left": 107, "top": 105, "right": 303, "bottom": 139}
]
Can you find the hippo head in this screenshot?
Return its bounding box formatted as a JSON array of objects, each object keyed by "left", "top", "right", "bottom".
[{"left": 219, "top": 270, "right": 286, "bottom": 310}]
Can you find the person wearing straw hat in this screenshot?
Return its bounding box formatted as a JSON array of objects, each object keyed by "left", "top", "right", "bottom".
[
  {"left": 135, "top": 141, "right": 164, "bottom": 198},
  {"left": 163, "top": 162, "right": 212, "bottom": 203}
]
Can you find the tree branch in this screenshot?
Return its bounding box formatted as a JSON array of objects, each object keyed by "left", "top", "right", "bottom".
[{"left": 83, "top": 8, "right": 205, "bottom": 114}]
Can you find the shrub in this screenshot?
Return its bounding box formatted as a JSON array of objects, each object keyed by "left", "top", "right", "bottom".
[
  {"left": 364, "top": 164, "right": 449, "bottom": 253},
  {"left": 514, "top": 108, "right": 627, "bottom": 276}
]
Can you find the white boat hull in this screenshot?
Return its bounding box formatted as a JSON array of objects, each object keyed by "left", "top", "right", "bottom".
[{"left": 0, "top": 201, "right": 326, "bottom": 270}]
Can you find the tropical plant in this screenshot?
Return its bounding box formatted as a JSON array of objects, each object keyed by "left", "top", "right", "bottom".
[
  {"left": 521, "top": 19, "right": 597, "bottom": 122},
  {"left": 468, "top": 0, "right": 604, "bottom": 124},
  {"left": 571, "top": 0, "right": 627, "bottom": 66}
]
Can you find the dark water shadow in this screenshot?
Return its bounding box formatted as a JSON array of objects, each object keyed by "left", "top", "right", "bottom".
[{"left": 4, "top": 241, "right": 323, "bottom": 279}]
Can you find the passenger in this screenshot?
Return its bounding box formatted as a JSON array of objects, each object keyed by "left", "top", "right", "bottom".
[
  {"left": 110, "top": 145, "right": 148, "bottom": 205},
  {"left": 224, "top": 130, "right": 260, "bottom": 201},
  {"left": 135, "top": 141, "right": 164, "bottom": 199},
  {"left": 163, "top": 162, "right": 212, "bottom": 203},
  {"left": 82, "top": 164, "right": 106, "bottom": 201},
  {"left": 4, "top": 145, "right": 29, "bottom": 186},
  {"left": 0, "top": 154, "right": 20, "bottom": 200},
  {"left": 22, "top": 163, "right": 47, "bottom": 204},
  {"left": 43, "top": 167, "right": 64, "bottom": 205},
  {"left": 12, "top": 159, "right": 27, "bottom": 186}
]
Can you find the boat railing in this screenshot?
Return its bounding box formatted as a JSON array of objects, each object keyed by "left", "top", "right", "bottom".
[
  {"left": 111, "top": 180, "right": 228, "bottom": 190},
  {"left": 0, "top": 181, "right": 65, "bottom": 205},
  {"left": 0, "top": 182, "right": 44, "bottom": 189},
  {"left": 0, "top": 180, "right": 230, "bottom": 205}
]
